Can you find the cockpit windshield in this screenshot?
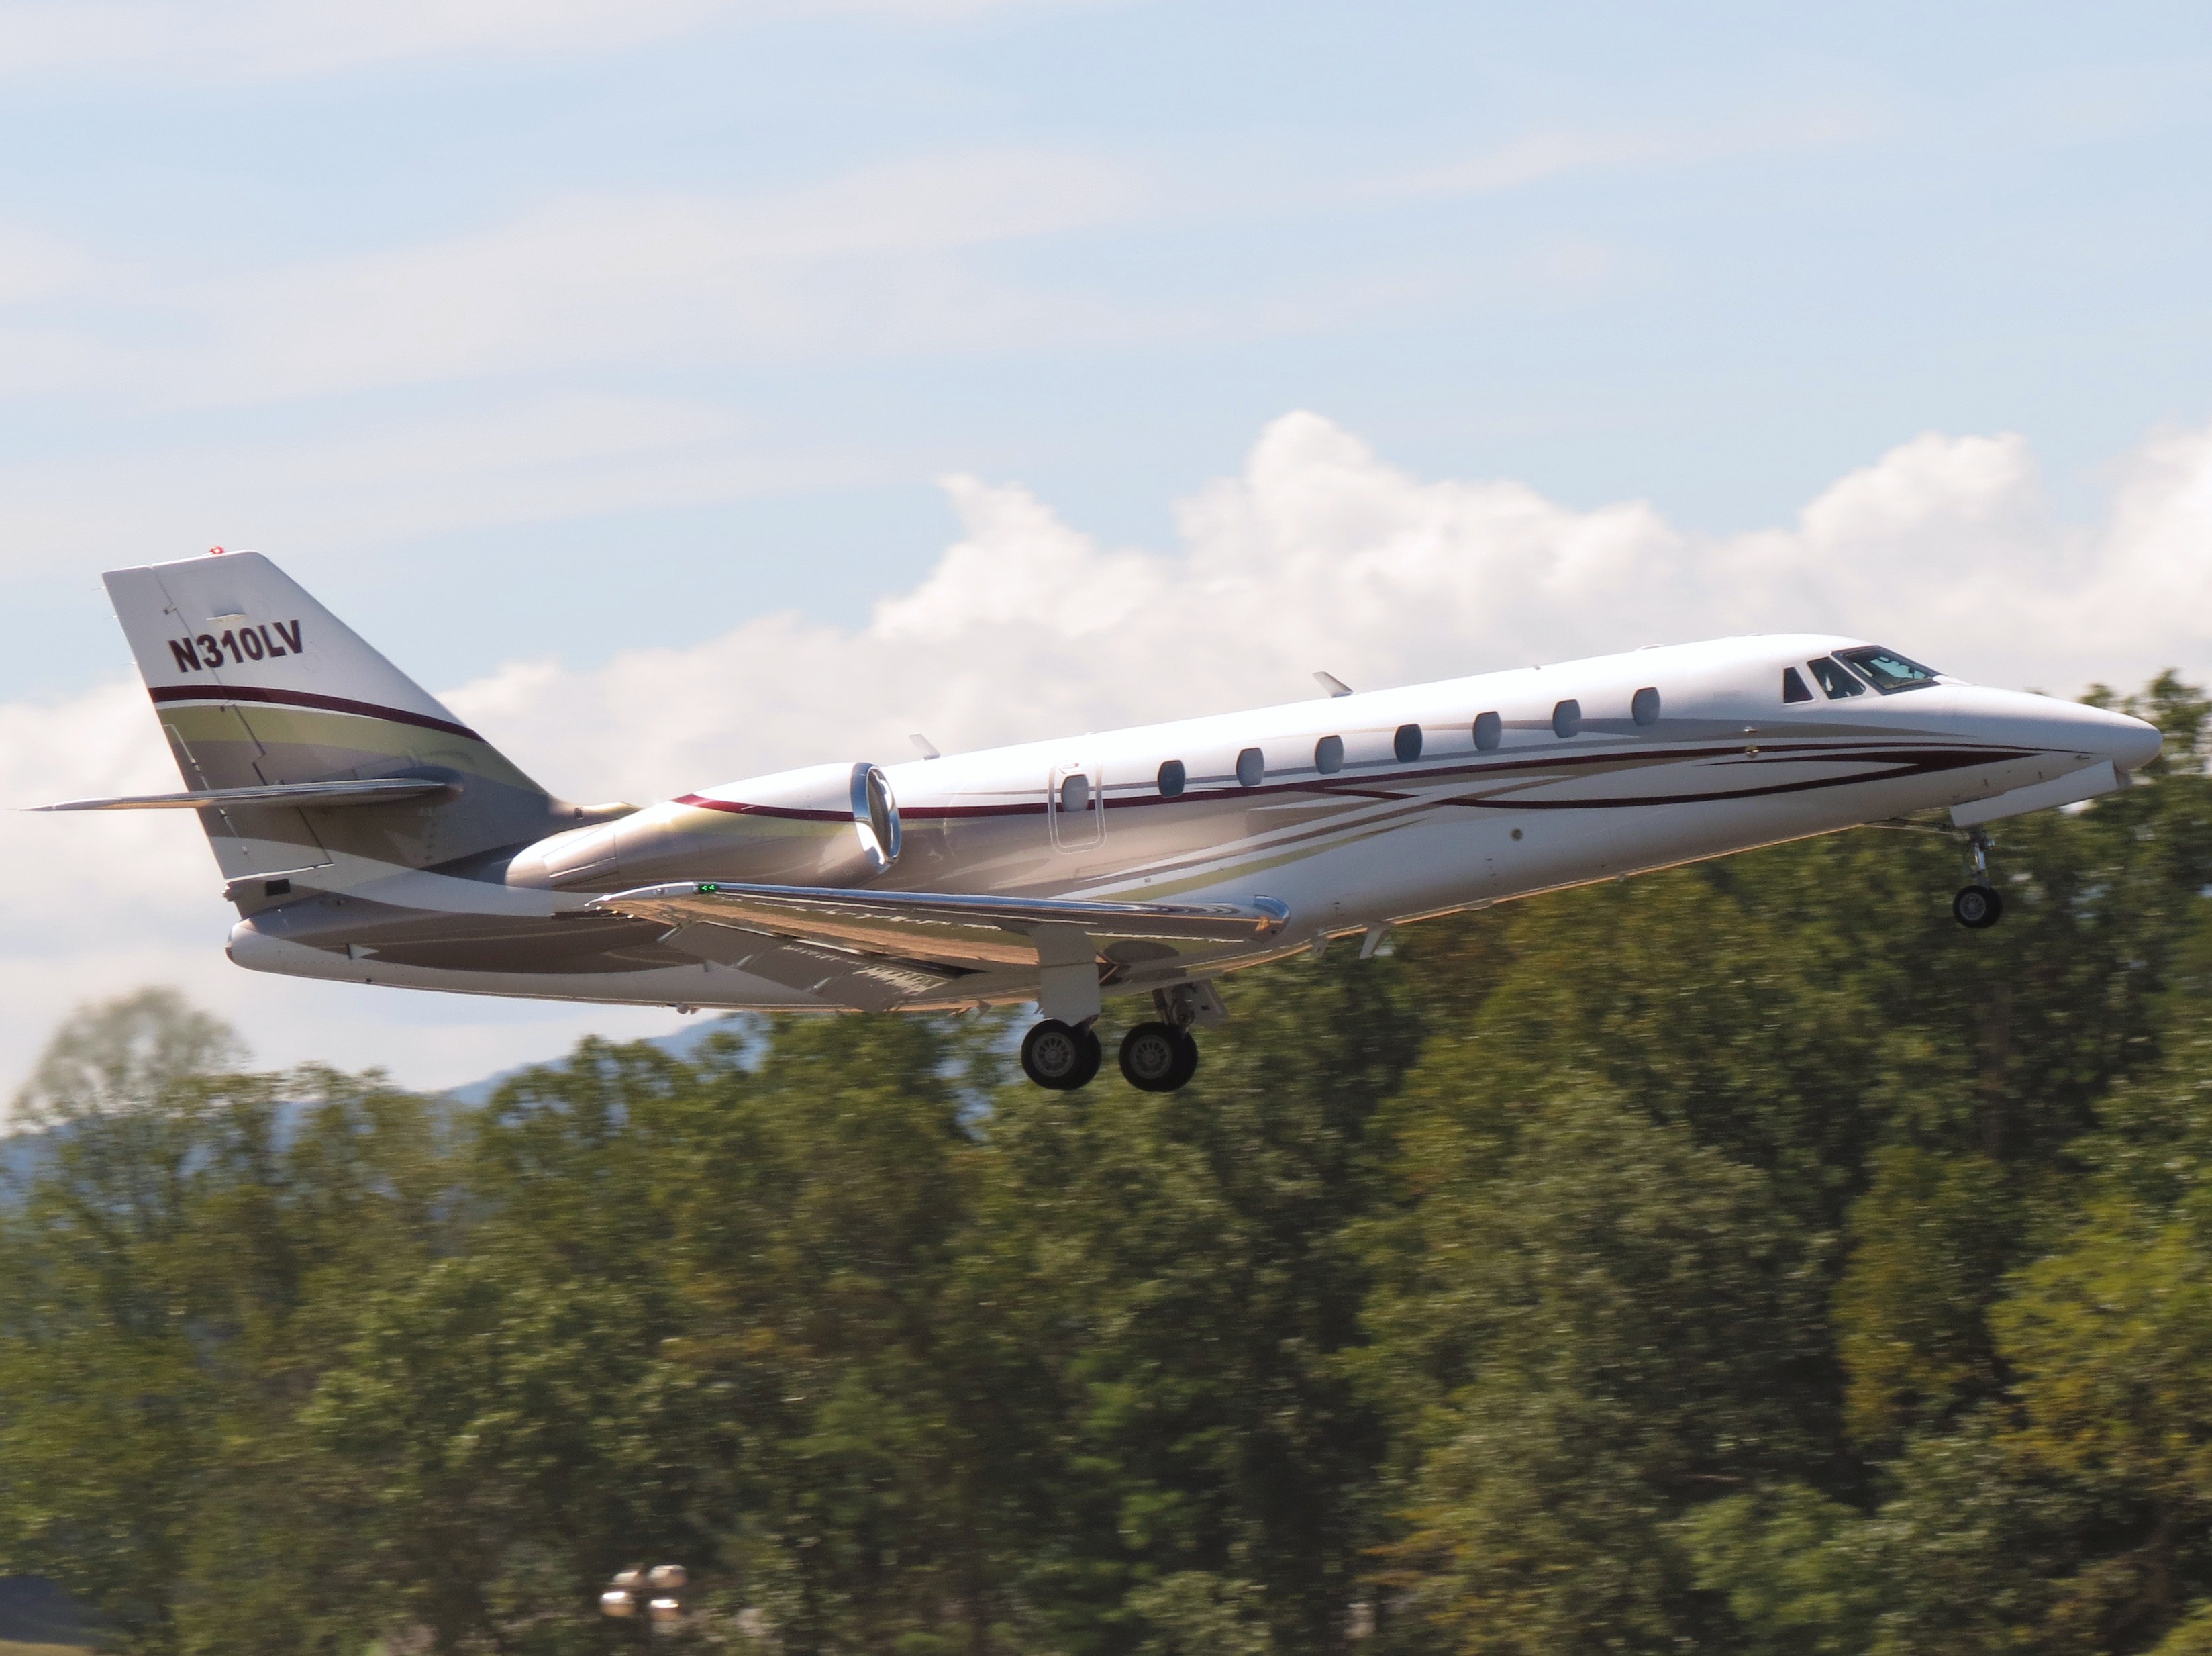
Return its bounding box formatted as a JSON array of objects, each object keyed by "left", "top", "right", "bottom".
[
  {"left": 1807, "top": 656, "right": 1865, "bottom": 699},
  {"left": 1836, "top": 646, "right": 1942, "bottom": 694}
]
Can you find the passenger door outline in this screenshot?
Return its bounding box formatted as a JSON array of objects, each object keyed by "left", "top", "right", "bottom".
[{"left": 1047, "top": 760, "right": 1105, "bottom": 850}]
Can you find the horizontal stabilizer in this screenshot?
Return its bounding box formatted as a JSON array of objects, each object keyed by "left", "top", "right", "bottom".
[
  {"left": 33, "top": 777, "right": 452, "bottom": 812},
  {"left": 590, "top": 881, "right": 1289, "bottom": 969}
]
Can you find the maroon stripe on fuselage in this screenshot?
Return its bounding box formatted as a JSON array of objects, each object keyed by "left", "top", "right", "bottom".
[
  {"left": 148, "top": 683, "right": 481, "bottom": 742},
  {"left": 1438, "top": 746, "right": 2010, "bottom": 810},
  {"left": 901, "top": 801, "right": 1050, "bottom": 818}
]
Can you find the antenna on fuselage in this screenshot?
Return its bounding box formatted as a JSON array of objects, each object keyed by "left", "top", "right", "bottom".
[
  {"left": 909, "top": 734, "right": 942, "bottom": 760},
  {"left": 1313, "top": 672, "right": 1353, "bottom": 699}
]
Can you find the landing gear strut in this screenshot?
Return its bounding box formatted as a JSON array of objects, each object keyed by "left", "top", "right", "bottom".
[
  {"left": 1117, "top": 983, "right": 1212, "bottom": 1093},
  {"left": 1020, "top": 1018, "right": 1101, "bottom": 1090},
  {"left": 1953, "top": 828, "right": 2003, "bottom": 930}
]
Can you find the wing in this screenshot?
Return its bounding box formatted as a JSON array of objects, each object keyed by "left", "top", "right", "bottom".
[
  {"left": 34, "top": 778, "right": 450, "bottom": 811},
  {"left": 589, "top": 880, "right": 1290, "bottom": 971}
]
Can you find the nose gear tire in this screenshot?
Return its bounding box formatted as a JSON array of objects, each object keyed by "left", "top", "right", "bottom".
[
  {"left": 1953, "top": 885, "right": 2004, "bottom": 930},
  {"left": 1119, "top": 1021, "right": 1199, "bottom": 1092},
  {"left": 1021, "top": 1019, "right": 1101, "bottom": 1090}
]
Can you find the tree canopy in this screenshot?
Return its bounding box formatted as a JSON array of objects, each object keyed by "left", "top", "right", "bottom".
[{"left": 6, "top": 674, "right": 2212, "bottom": 1653}]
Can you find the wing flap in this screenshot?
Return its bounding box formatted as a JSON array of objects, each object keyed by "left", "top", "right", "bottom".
[
  {"left": 591, "top": 881, "right": 1289, "bottom": 970},
  {"left": 656, "top": 922, "right": 965, "bottom": 1012},
  {"left": 34, "top": 778, "right": 452, "bottom": 812}
]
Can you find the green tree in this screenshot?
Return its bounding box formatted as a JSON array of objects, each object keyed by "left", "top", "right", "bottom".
[
  {"left": 1830, "top": 1147, "right": 2019, "bottom": 1449},
  {"left": 1366, "top": 1085, "right": 1825, "bottom": 1653},
  {"left": 972, "top": 951, "right": 1419, "bottom": 1654},
  {"left": 0, "top": 993, "right": 456, "bottom": 1653}
]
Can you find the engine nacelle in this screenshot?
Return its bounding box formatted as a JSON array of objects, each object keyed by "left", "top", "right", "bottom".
[{"left": 505, "top": 761, "right": 901, "bottom": 893}]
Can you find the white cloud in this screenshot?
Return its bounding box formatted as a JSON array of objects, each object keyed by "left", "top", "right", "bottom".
[
  {"left": 0, "top": 224, "right": 91, "bottom": 305},
  {"left": 1370, "top": 130, "right": 1690, "bottom": 200},
  {"left": 0, "top": 0, "right": 1047, "bottom": 83},
  {"left": 451, "top": 411, "right": 2212, "bottom": 808},
  {"left": 0, "top": 152, "right": 1153, "bottom": 409},
  {"left": 1360, "top": 108, "right": 1874, "bottom": 203},
  {"left": 7, "top": 411, "right": 2210, "bottom": 1110},
  {"left": 200, "top": 155, "right": 1148, "bottom": 401},
  {"left": 0, "top": 393, "right": 889, "bottom": 581}
]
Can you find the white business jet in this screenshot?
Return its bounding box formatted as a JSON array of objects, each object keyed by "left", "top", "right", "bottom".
[{"left": 44, "top": 550, "right": 2160, "bottom": 1092}]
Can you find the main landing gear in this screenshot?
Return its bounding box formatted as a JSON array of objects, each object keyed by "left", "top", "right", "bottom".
[
  {"left": 1953, "top": 827, "right": 2004, "bottom": 930},
  {"left": 1019, "top": 985, "right": 1214, "bottom": 1093},
  {"left": 1017, "top": 1018, "right": 1201, "bottom": 1093}
]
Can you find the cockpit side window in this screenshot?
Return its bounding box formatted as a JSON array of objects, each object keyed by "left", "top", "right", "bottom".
[
  {"left": 1807, "top": 656, "right": 1866, "bottom": 699},
  {"left": 1837, "top": 646, "right": 1941, "bottom": 693},
  {"left": 1782, "top": 666, "right": 1813, "bottom": 703}
]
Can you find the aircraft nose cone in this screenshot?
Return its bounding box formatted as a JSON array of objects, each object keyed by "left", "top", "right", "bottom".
[
  {"left": 2103, "top": 708, "right": 2165, "bottom": 772},
  {"left": 1999, "top": 691, "right": 2164, "bottom": 773}
]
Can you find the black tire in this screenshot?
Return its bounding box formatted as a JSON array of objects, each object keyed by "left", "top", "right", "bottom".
[
  {"left": 1119, "top": 1022, "right": 1184, "bottom": 1092},
  {"left": 1119, "top": 1022, "right": 1199, "bottom": 1092},
  {"left": 1071, "top": 1026, "right": 1103, "bottom": 1087},
  {"left": 1165, "top": 1027, "right": 1199, "bottom": 1091},
  {"left": 1021, "top": 1019, "right": 1101, "bottom": 1090},
  {"left": 1953, "top": 884, "right": 2004, "bottom": 930}
]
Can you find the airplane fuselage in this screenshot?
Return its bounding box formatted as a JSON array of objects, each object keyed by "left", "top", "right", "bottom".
[{"left": 217, "top": 630, "right": 2160, "bottom": 1014}]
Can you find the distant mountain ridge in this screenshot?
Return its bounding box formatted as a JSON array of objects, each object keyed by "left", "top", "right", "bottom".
[
  {"left": 441, "top": 1012, "right": 754, "bottom": 1106},
  {"left": 1, "top": 1014, "right": 757, "bottom": 1185}
]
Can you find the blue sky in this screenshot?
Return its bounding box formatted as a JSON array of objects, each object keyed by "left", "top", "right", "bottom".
[
  {"left": 7, "top": 0, "right": 2212, "bottom": 1095},
  {"left": 4, "top": 1, "right": 2211, "bottom": 700}
]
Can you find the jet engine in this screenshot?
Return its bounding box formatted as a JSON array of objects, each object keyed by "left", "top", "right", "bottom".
[{"left": 505, "top": 761, "right": 901, "bottom": 893}]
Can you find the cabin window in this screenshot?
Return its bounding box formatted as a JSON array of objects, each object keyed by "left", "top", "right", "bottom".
[
  {"left": 1315, "top": 735, "right": 1344, "bottom": 775},
  {"left": 1236, "top": 747, "right": 1264, "bottom": 787},
  {"left": 1807, "top": 656, "right": 1865, "bottom": 699},
  {"left": 1632, "top": 687, "right": 1661, "bottom": 726},
  {"left": 1060, "top": 773, "right": 1091, "bottom": 812},
  {"left": 1782, "top": 667, "right": 1813, "bottom": 703},
  {"left": 1552, "top": 699, "right": 1581, "bottom": 738},
  {"left": 1158, "top": 759, "right": 1186, "bottom": 797},
  {"left": 1394, "top": 724, "right": 1423, "bottom": 762},
  {"left": 1837, "top": 645, "right": 1940, "bottom": 694},
  {"left": 1473, "top": 712, "right": 1502, "bottom": 750}
]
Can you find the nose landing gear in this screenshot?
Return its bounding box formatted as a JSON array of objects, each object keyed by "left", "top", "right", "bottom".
[{"left": 1954, "top": 828, "right": 2004, "bottom": 930}]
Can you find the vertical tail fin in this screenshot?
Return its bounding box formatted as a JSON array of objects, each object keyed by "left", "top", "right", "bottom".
[{"left": 105, "top": 550, "right": 573, "bottom": 903}]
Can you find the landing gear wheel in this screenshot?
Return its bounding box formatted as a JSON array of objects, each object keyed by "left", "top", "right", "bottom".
[
  {"left": 1169, "top": 1028, "right": 1199, "bottom": 1090},
  {"left": 1119, "top": 1022, "right": 1200, "bottom": 1093},
  {"left": 1021, "top": 1019, "right": 1101, "bottom": 1090},
  {"left": 1953, "top": 885, "right": 2004, "bottom": 930}
]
